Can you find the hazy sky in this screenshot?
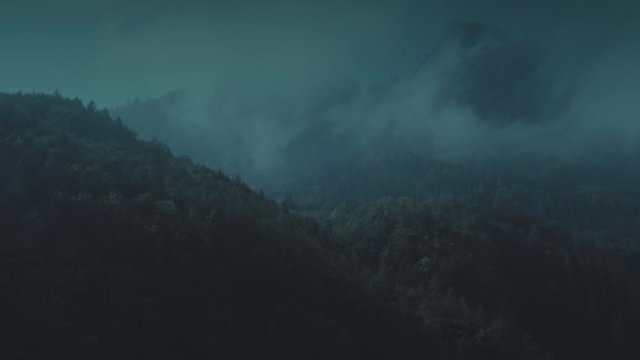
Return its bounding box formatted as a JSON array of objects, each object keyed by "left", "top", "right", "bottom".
[
  {"left": 3, "top": 0, "right": 640, "bottom": 183},
  {"left": 2, "top": 0, "right": 637, "bottom": 106}
]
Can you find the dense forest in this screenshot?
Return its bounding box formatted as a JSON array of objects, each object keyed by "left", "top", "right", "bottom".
[{"left": 2, "top": 92, "right": 640, "bottom": 359}]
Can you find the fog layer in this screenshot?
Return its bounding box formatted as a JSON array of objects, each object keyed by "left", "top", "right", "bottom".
[{"left": 2, "top": 0, "right": 640, "bottom": 190}]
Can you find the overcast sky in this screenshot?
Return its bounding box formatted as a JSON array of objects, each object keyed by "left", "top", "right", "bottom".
[{"left": 1, "top": 0, "right": 637, "bottom": 107}]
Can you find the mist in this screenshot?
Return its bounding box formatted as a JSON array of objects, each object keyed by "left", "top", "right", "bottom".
[{"left": 2, "top": 0, "right": 640, "bottom": 193}]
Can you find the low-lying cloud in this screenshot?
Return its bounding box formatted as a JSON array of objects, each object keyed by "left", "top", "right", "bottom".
[{"left": 2, "top": 0, "right": 639, "bottom": 190}]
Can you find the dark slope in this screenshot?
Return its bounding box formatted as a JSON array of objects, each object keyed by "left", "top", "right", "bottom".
[
  {"left": 0, "top": 93, "right": 427, "bottom": 359},
  {"left": 325, "top": 198, "right": 640, "bottom": 359},
  {"left": 3, "top": 93, "right": 640, "bottom": 360}
]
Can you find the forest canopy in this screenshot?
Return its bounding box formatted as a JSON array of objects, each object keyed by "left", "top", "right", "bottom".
[{"left": 1, "top": 92, "right": 640, "bottom": 359}]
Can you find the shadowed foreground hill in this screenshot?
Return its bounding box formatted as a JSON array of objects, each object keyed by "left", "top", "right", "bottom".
[
  {"left": 0, "top": 93, "right": 428, "bottom": 359},
  {"left": 1, "top": 93, "right": 640, "bottom": 359}
]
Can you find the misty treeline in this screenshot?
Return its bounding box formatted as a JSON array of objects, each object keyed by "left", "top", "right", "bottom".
[
  {"left": 113, "top": 22, "right": 640, "bottom": 247},
  {"left": 2, "top": 90, "right": 640, "bottom": 359}
]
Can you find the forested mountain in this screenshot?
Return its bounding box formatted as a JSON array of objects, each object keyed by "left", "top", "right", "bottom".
[
  {"left": 0, "top": 93, "right": 427, "bottom": 359},
  {"left": 2, "top": 93, "right": 640, "bottom": 359}
]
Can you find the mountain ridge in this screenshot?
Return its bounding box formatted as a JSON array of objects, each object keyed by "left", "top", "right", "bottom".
[{"left": 2, "top": 92, "right": 640, "bottom": 359}]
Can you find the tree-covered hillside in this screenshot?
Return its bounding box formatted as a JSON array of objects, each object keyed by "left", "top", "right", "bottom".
[
  {"left": 0, "top": 92, "right": 428, "bottom": 359},
  {"left": 325, "top": 198, "right": 640, "bottom": 359},
  {"left": 2, "top": 93, "right": 639, "bottom": 359}
]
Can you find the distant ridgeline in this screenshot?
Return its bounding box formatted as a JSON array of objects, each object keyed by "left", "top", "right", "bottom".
[{"left": 1, "top": 92, "right": 639, "bottom": 359}]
